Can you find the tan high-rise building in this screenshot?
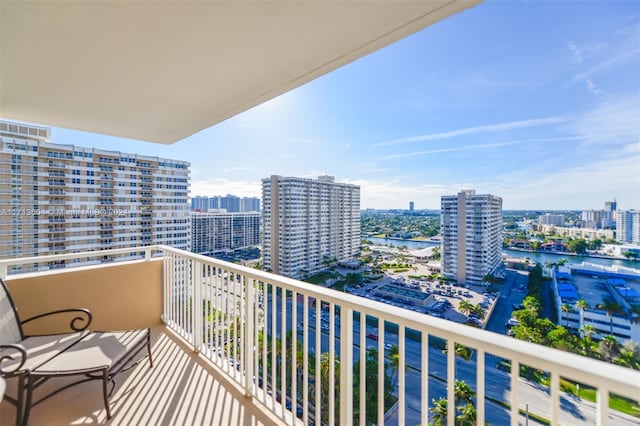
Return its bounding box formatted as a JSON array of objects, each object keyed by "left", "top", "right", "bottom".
[
  {"left": 441, "top": 190, "right": 503, "bottom": 286},
  {"left": 191, "top": 211, "right": 260, "bottom": 256},
  {"left": 0, "top": 119, "right": 190, "bottom": 273},
  {"left": 262, "top": 175, "right": 360, "bottom": 279}
]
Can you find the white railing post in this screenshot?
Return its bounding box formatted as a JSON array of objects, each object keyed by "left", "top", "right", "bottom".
[
  {"left": 0, "top": 264, "right": 7, "bottom": 280},
  {"left": 596, "top": 386, "right": 609, "bottom": 426},
  {"left": 476, "top": 349, "right": 485, "bottom": 426},
  {"left": 244, "top": 276, "right": 254, "bottom": 397},
  {"left": 192, "top": 259, "right": 202, "bottom": 352},
  {"left": 339, "top": 307, "right": 353, "bottom": 425},
  {"left": 447, "top": 339, "right": 455, "bottom": 426},
  {"left": 510, "top": 359, "right": 520, "bottom": 424}
]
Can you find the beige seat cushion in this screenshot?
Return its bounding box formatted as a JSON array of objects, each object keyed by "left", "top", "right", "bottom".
[
  {"left": 32, "top": 329, "right": 148, "bottom": 374},
  {"left": 0, "top": 331, "right": 89, "bottom": 372}
]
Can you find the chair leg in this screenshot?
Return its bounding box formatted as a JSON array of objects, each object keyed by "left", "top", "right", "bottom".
[
  {"left": 101, "top": 369, "right": 112, "bottom": 420},
  {"left": 22, "top": 373, "right": 33, "bottom": 426},
  {"left": 146, "top": 330, "right": 153, "bottom": 368},
  {"left": 14, "top": 373, "right": 25, "bottom": 426}
]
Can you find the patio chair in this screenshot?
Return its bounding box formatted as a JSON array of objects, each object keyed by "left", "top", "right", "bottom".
[{"left": 0, "top": 278, "right": 152, "bottom": 425}]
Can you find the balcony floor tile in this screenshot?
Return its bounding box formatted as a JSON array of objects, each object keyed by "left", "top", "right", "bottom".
[{"left": 1, "top": 325, "right": 283, "bottom": 426}]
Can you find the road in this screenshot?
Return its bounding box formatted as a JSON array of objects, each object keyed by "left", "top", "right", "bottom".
[{"left": 218, "top": 277, "right": 638, "bottom": 426}]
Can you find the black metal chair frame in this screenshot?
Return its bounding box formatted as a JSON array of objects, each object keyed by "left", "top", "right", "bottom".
[{"left": 0, "top": 278, "right": 153, "bottom": 425}]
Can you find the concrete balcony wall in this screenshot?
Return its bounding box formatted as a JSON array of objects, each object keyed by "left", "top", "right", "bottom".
[{"left": 6, "top": 259, "right": 163, "bottom": 334}]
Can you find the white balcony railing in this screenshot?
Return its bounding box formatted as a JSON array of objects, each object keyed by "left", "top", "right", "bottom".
[{"left": 2, "top": 246, "right": 639, "bottom": 426}]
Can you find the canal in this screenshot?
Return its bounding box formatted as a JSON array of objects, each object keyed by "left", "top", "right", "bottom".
[{"left": 366, "top": 236, "right": 638, "bottom": 268}]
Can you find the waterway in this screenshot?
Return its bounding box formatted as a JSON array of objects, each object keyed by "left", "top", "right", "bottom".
[{"left": 367, "top": 237, "right": 639, "bottom": 269}]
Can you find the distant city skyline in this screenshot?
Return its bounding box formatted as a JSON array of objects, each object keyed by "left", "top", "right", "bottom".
[{"left": 44, "top": 1, "right": 639, "bottom": 210}]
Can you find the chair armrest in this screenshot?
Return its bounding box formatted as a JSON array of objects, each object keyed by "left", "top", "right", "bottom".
[
  {"left": 21, "top": 308, "right": 93, "bottom": 332},
  {"left": 0, "top": 343, "right": 27, "bottom": 374}
]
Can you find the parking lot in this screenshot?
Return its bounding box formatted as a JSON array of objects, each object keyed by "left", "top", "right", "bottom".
[{"left": 350, "top": 262, "right": 505, "bottom": 329}]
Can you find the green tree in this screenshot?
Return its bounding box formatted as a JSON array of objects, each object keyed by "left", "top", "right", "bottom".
[
  {"left": 458, "top": 300, "right": 474, "bottom": 316},
  {"left": 567, "top": 238, "right": 588, "bottom": 254},
  {"left": 471, "top": 304, "right": 486, "bottom": 320},
  {"left": 522, "top": 295, "right": 541, "bottom": 314},
  {"left": 319, "top": 351, "right": 340, "bottom": 423},
  {"left": 429, "top": 380, "right": 476, "bottom": 426},
  {"left": 443, "top": 342, "right": 473, "bottom": 361},
  {"left": 388, "top": 344, "right": 400, "bottom": 387},
  {"left": 596, "top": 299, "right": 624, "bottom": 335},
  {"left": 589, "top": 238, "right": 603, "bottom": 250},
  {"left": 579, "top": 325, "right": 598, "bottom": 358},
  {"left": 616, "top": 341, "right": 640, "bottom": 370},
  {"left": 560, "top": 303, "right": 572, "bottom": 327},
  {"left": 352, "top": 347, "right": 395, "bottom": 425},
  {"left": 576, "top": 299, "right": 589, "bottom": 332},
  {"left": 457, "top": 401, "right": 477, "bottom": 426},
  {"left": 432, "top": 246, "right": 441, "bottom": 260},
  {"left": 598, "top": 335, "right": 620, "bottom": 363},
  {"left": 429, "top": 397, "right": 448, "bottom": 426}
]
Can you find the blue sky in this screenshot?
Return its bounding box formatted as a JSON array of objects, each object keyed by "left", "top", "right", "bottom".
[{"left": 52, "top": 1, "right": 640, "bottom": 210}]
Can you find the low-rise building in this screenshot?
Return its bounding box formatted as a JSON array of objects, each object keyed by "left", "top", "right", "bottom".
[
  {"left": 535, "top": 224, "right": 615, "bottom": 240},
  {"left": 553, "top": 263, "right": 640, "bottom": 343}
]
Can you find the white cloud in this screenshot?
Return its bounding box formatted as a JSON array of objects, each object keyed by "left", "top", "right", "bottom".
[
  {"left": 491, "top": 144, "right": 640, "bottom": 209},
  {"left": 375, "top": 116, "right": 566, "bottom": 146},
  {"left": 191, "top": 178, "right": 260, "bottom": 198},
  {"left": 569, "top": 96, "right": 640, "bottom": 144},
  {"left": 582, "top": 48, "right": 640, "bottom": 77},
  {"left": 343, "top": 178, "right": 449, "bottom": 209},
  {"left": 567, "top": 41, "right": 584, "bottom": 63},
  {"left": 382, "top": 140, "right": 526, "bottom": 160}
]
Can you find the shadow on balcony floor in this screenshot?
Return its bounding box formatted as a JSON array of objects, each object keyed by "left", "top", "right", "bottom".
[{"left": 1, "top": 325, "right": 283, "bottom": 426}]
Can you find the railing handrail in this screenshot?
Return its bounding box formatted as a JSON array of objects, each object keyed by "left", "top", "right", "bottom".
[{"left": 3, "top": 245, "right": 640, "bottom": 402}]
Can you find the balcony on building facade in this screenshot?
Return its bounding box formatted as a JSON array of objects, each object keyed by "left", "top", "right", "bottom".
[{"left": 0, "top": 246, "right": 638, "bottom": 426}]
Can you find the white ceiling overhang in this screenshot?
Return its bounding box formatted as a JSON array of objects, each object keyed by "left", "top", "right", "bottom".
[{"left": 0, "top": 1, "right": 481, "bottom": 144}]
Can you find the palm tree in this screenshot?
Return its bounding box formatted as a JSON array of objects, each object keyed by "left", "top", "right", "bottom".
[
  {"left": 576, "top": 300, "right": 589, "bottom": 333},
  {"left": 454, "top": 380, "right": 475, "bottom": 404},
  {"left": 596, "top": 299, "right": 624, "bottom": 335},
  {"left": 598, "top": 335, "right": 620, "bottom": 363},
  {"left": 443, "top": 342, "right": 472, "bottom": 361},
  {"left": 616, "top": 349, "right": 640, "bottom": 370},
  {"left": 388, "top": 345, "right": 399, "bottom": 386},
  {"left": 458, "top": 300, "right": 474, "bottom": 316},
  {"left": 429, "top": 397, "right": 448, "bottom": 426},
  {"left": 457, "top": 401, "right": 477, "bottom": 426},
  {"left": 471, "top": 304, "right": 485, "bottom": 320},
  {"left": 560, "top": 304, "right": 572, "bottom": 328},
  {"left": 615, "top": 341, "right": 640, "bottom": 370},
  {"left": 579, "top": 324, "right": 596, "bottom": 357},
  {"left": 319, "top": 351, "right": 340, "bottom": 423}
]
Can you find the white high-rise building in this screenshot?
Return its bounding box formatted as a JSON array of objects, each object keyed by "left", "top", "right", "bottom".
[
  {"left": 191, "top": 211, "right": 260, "bottom": 255},
  {"left": 616, "top": 210, "right": 640, "bottom": 243},
  {"left": 262, "top": 175, "right": 360, "bottom": 279},
  {"left": 0, "top": 120, "right": 190, "bottom": 273},
  {"left": 441, "top": 190, "right": 503, "bottom": 286}
]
